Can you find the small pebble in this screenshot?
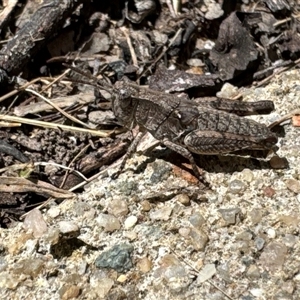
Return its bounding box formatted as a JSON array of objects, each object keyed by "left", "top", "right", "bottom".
[
  {"left": 23, "top": 209, "right": 48, "bottom": 238},
  {"left": 228, "top": 179, "right": 246, "bottom": 194},
  {"left": 189, "top": 228, "right": 209, "bottom": 251},
  {"left": 248, "top": 208, "right": 263, "bottom": 224},
  {"left": 246, "top": 265, "right": 260, "bottom": 279},
  {"left": 140, "top": 200, "right": 151, "bottom": 212},
  {"left": 124, "top": 216, "right": 138, "bottom": 229},
  {"left": 279, "top": 214, "right": 300, "bottom": 227},
  {"left": 219, "top": 207, "right": 242, "bottom": 226},
  {"left": 267, "top": 228, "right": 276, "bottom": 239},
  {"left": 47, "top": 206, "right": 60, "bottom": 218},
  {"left": 292, "top": 115, "right": 300, "bottom": 127},
  {"left": 60, "top": 285, "right": 81, "bottom": 300},
  {"left": 123, "top": 231, "right": 137, "bottom": 240},
  {"left": 259, "top": 242, "right": 287, "bottom": 272},
  {"left": 117, "top": 274, "right": 127, "bottom": 283},
  {"left": 149, "top": 206, "right": 173, "bottom": 221},
  {"left": 155, "top": 254, "right": 190, "bottom": 293},
  {"left": 78, "top": 262, "right": 88, "bottom": 276},
  {"left": 263, "top": 186, "right": 276, "bottom": 198},
  {"left": 0, "top": 258, "right": 7, "bottom": 272},
  {"left": 250, "top": 288, "right": 264, "bottom": 298},
  {"left": 137, "top": 257, "right": 152, "bottom": 273},
  {"left": 186, "top": 58, "right": 205, "bottom": 67},
  {"left": 13, "top": 258, "right": 44, "bottom": 277},
  {"left": 0, "top": 272, "right": 20, "bottom": 290},
  {"left": 7, "top": 233, "right": 32, "bottom": 255},
  {"left": 93, "top": 278, "right": 114, "bottom": 298},
  {"left": 197, "top": 264, "right": 216, "bottom": 283},
  {"left": 285, "top": 179, "right": 300, "bottom": 194},
  {"left": 96, "top": 213, "right": 121, "bottom": 232},
  {"left": 189, "top": 212, "right": 205, "bottom": 229},
  {"left": 281, "top": 281, "right": 295, "bottom": 294},
  {"left": 240, "top": 169, "right": 254, "bottom": 182},
  {"left": 216, "top": 83, "right": 238, "bottom": 98},
  {"left": 178, "top": 227, "right": 191, "bottom": 237},
  {"left": 149, "top": 160, "right": 172, "bottom": 183},
  {"left": 58, "top": 221, "right": 80, "bottom": 239},
  {"left": 174, "top": 194, "right": 191, "bottom": 206},
  {"left": 282, "top": 234, "right": 298, "bottom": 248},
  {"left": 217, "top": 265, "right": 232, "bottom": 283},
  {"left": 44, "top": 227, "right": 60, "bottom": 245},
  {"left": 254, "top": 237, "right": 265, "bottom": 250},
  {"left": 236, "top": 231, "right": 253, "bottom": 241},
  {"left": 108, "top": 198, "right": 129, "bottom": 217}
]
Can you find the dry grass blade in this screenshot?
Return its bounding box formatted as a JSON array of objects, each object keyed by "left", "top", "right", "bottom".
[
  {"left": 120, "top": 26, "right": 138, "bottom": 67},
  {"left": 170, "top": 248, "right": 235, "bottom": 300},
  {"left": 0, "top": 177, "right": 75, "bottom": 199},
  {"left": 0, "top": 77, "right": 44, "bottom": 103},
  {"left": 0, "top": 114, "right": 113, "bottom": 137},
  {"left": 0, "top": 121, "right": 21, "bottom": 127},
  {"left": 25, "top": 88, "right": 92, "bottom": 129},
  {"left": 14, "top": 93, "right": 94, "bottom": 117}
]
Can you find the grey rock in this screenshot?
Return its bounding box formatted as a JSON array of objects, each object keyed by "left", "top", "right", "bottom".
[
  {"left": 149, "top": 160, "right": 172, "bottom": 183},
  {"left": 248, "top": 208, "right": 263, "bottom": 224},
  {"left": 219, "top": 207, "right": 242, "bottom": 225},
  {"left": 254, "top": 237, "right": 265, "bottom": 250},
  {"left": 259, "top": 242, "right": 288, "bottom": 272},
  {"left": 189, "top": 212, "right": 205, "bottom": 229},
  {"left": 163, "top": 264, "right": 190, "bottom": 292},
  {"left": 95, "top": 243, "right": 134, "bottom": 272},
  {"left": 189, "top": 228, "right": 209, "bottom": 251}
]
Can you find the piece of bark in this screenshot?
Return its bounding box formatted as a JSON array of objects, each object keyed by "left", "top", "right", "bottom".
[
  {"left": 0, "top": 140, "right": 29, "bottom": 162},
  {"left": 210, "top": 12, "right": 258, "bottom": 81},
  {"left": 0, "top": 0, "right": 86, "bottom": 81},
  {"left": 0, "top": 0, "right": 18, "bottom": 32},
  {"left": 148, "top": 66, "right": 219, "bottom": 95}
]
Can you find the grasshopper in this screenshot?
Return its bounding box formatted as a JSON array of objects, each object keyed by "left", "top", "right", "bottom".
[
  {"left": 109, "top": 80, "right": 278, "bottom": 184},
  {"left": 67, "top": 65, "right": 278, "bottom": 184}
]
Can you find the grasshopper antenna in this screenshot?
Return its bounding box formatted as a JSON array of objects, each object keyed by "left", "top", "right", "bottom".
[{"left": 63, "top": 63, "right": 114, "bottom": 95}]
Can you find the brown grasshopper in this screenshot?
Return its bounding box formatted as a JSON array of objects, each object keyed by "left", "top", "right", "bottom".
[
  {"left": 109, "top": 80, "right": 278, "bottom": 184},
  {"left": 67, "top": 65, "right": 278, "bottom": 184}
]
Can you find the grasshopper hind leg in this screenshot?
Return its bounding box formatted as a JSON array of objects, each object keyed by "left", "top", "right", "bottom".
[{"left": 162, "top": 139, "right": 210, "bottom": 187}]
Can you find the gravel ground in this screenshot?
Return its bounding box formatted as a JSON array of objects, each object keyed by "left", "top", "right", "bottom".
[{"left": 1, "top": 69, "right": 300, "bottom": 300}]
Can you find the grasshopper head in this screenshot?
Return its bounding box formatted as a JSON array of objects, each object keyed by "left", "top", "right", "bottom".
[{"left": 111, "top": 81, "right": 137, "bottom": 129}]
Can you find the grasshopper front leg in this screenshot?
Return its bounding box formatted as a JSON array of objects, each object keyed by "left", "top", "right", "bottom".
[{"left": 112, "top": 130, "right": 146, "bottom": 179}]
